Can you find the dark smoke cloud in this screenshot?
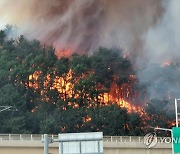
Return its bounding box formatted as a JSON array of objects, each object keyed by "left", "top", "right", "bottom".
[
  {"left": 0, "top": 0, "right": 164, "bottom": 56},
  {"left": 0, "top": 0, "right": 179, "bottom": 100}
]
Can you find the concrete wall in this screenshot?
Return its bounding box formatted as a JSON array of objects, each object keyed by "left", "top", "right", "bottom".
[
  {"left": 0, "top": 141, "right": 58, "bottom": 154},
  {"left": 0, "top": 140, "right": 172, "bottom": 154},
  {"left": 104, "top": 142, "right": 172, "bottom": 154}
]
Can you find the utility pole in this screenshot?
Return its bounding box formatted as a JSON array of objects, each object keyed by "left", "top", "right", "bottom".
[
  {"left": 44, "top": 134, "right": 49, "bottom": 154},
  {"left": 155, "top": 128, "right": 174, "bottom": 154}
]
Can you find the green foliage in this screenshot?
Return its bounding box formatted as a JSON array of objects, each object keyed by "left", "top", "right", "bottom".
[
  {"left": 1, "top": 116, "right": 30, "bottom": 134},
  {"left": 0, "top": 31, "right": 173, "bottom": 136},
  {"left": 128, "top": 113, "right": 143, "bottom": 135},
  {"left": 88, "top": 104, "right": 129, "bottom": 135},
  {"left": 40, "top": 116, "right": 57, "bottom": 134},
  {"left": 91, "top": 48, "right": 116, "bottom": 88},
  {"left": 0, "top": 30, "right": 6, "bottom": 44},
  {"left": 71, "top": 54, "right": 91, "bottom": 76},
  {"left": 145, "top": 99, "right": 172, "bottom": 130}
]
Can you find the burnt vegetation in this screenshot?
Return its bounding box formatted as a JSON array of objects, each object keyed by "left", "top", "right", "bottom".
[{"left": 0, "top": 28, "right": 178, "bottom": 135}]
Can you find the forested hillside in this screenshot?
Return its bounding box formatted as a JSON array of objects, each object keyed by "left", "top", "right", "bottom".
[{"left": 0, "top": 29, "right": 175, "bottom": 135}]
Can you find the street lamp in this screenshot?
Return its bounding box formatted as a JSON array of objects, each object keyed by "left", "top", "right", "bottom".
[
  {"left": 154, "top": 98, "right": 180, "bottom": 154},
  {"left": 175, "top": 99, "right": 180, "bottom": 127},
  {"left": 155, "top": 127, "right": 174, "bottom": 154}
]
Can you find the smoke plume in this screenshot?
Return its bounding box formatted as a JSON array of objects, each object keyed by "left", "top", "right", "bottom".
[
  {"left": 0, "top": 0, "right": 179, "bottom": 100},
  {"left": 138, "top": 0, "right": 180, "bottom": 99},
  {"left": 0, "top": 0, "right": 163, "bottom": 55}
]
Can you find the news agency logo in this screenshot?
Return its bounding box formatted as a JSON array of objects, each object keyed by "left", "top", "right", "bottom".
[
  {"left": 144, "top": 132, "right": 158, "bottom": 148},
  {"left": 144, "top": 132, "right": 180, "bottom": 148}
]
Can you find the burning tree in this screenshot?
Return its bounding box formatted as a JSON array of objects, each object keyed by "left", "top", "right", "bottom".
[{"left": 0, "top": 31, "right": 175, "bottom": 135}]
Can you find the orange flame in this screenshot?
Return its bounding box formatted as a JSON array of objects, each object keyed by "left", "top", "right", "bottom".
[{"left": 28, "top": 69, "right": 144, "bottom": 115}]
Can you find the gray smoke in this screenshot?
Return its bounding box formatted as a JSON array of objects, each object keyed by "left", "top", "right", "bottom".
[{"left": 137, "top": 0, "right": 180, "bottom": 100}]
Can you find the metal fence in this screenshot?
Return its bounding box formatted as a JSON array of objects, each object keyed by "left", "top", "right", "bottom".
[
  {"left": 0, "top": 134, "right": 57, "bottom": 141},
  {"left": 0, "top": 134, "right": 145, "bottom": 142},
  {"left": 103, "top": 136, "right": 144, "bottom": 142}
]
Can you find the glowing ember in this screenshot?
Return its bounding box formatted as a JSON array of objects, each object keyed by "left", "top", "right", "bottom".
[
  {"left": 28, "top": 71, "right": 42, "bottom": 89},
  {"left": 83, "top": 115, "right": 92, "bottom": 123},
  {"left": 162, "top": 61, "right": 171, "bottom": 67}
]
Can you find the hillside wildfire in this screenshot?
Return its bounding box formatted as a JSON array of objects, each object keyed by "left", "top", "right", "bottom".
[{"left": 0, "top": 25, "right": 179, "bottom": 135}]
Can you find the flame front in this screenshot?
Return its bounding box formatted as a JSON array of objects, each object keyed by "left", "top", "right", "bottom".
[{"left": 28, "top": 69, "right": 144, "bottom": 115}]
